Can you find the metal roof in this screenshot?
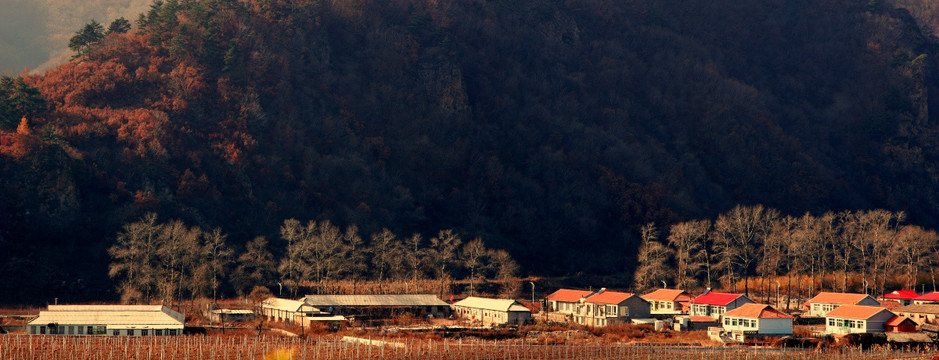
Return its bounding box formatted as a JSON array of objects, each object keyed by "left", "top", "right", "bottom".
[
  {"left": 28, "top": 305, "right": 184, "bottom": 327},
  {"left": 452, "top": 297, "right": 530, "bottom": 312},
  {"left": 303, "top": 294, "right": 448, "bottom": 307},
  {"left": 260, "top": 297, "right": 310, "bottom": 312}
]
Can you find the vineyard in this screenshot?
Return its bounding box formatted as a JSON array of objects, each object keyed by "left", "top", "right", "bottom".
[{"left": 0, "top": 334, "right": 937, "bottom": 360}]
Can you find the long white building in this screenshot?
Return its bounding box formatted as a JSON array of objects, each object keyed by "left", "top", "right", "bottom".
[{"left": 27, "top": 305, "right": 185, "bottom": 336}]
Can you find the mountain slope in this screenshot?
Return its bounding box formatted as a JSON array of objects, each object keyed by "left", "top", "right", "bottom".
[{"left": 2, "top": 0, "right": 938, "bottom": 303}]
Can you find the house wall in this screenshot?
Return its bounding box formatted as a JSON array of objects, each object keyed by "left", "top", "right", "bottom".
[
  {"left": 625, "top": 297, "right": 651, "bottom": 318},
  {"left": 28, "top": 324, "right": 182, "bottom": 336},
  {"left": 758, "top": 318, "right": 793, "bottom": 335}
]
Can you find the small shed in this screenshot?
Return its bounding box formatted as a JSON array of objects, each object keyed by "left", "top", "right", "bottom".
[
  {"left": 884, "top": 316, "right": 917, "bottom": 333},
  {"left": 451, "top": 297, "right": 531, "bottom": 326}
]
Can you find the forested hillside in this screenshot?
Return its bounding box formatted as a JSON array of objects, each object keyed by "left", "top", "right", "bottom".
[{"left": 2, "top": 0, "right": 939, "bottom": 304}]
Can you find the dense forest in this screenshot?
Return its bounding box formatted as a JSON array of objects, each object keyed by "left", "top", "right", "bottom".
[{"left": 2, "top": 0, "right": 939, "bottom": 304}]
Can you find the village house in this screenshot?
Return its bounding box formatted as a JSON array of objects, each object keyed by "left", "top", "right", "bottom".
[
  {"left": 641, "top": 289, "right": 693, "bottom": 317},
  {"left": 805, "top": 292, "right": 880, "bottom": 317},
  {"left": 719, "top": 303, "right": 793, "bottom": 342},
  {"left": 912, "top": 292, "right": 939, "bottom": 304},
  {"left": 258, "top": 297, "right": 320, "bottom": 325},
  {"left": 578, "top": 289, "right": 650, "bottom": 327},
  {"left": 27, "top": 305, "right": 184, "bottom": 336},
  {"left": 878, "top": 290, "right": 920, "bottom": 306},
  {"left": 893, "top": 304, "right": 939, "bottom": 325},
  {"left": 451, "top": 297, "right": 531, "bottom": 326},
  {"left": 545, "top": 289, "right": 593, "bottom": 315},
  {"left": 689, "top": 292, "right": 754, "bottom": 319},
  {"left": 824, "top": 305, "right": 896, "bottom": 335}
]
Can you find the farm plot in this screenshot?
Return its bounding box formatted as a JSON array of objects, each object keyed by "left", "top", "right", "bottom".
[{"left": 0, "top": 334, "right": 935, "bottom": 360}]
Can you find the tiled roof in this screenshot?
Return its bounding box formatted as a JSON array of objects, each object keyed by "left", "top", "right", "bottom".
[
  {"left": 545, "top": 289, "right": 593, "bottom": 302},
  {"left": 722, "top": 303, "right": 793, "bottom": 319},
  {"left": 453, "top": 297, "right": 531, "bottom": 312},
  {"left": 692, "top": 292, "right": 748, "bottom": 306},
  {"left": 915, "top": 292, "right": 939, "bottom": 301},
  {"left": 585, "top": 290, "right": 638, "bottom": 305},
  {"left": 885, "top": 316, "right": 916, "bottom": 327},
  {"left": 895, "top": 304, "right": 939, "bottom": 315},
  {"left": 825, "top": 305, "right": 892, "bottom": 320},
  {"left": 641, "top": 289, "right": 692, "bottom": 302},
  {"left": 882, "top": 290, "right": 920, "bottom": 300},
  {"left": 808, "top": 292, "right": 873, "bottom": 305}
]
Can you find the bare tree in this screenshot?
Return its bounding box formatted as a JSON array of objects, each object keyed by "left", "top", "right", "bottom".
[
  {"left": 340, "top": 225, "right": 366, "bottom": 293},
  {"left": 108, "top": 213, "right": 161, "bottom": 303},
  {"left": 490, "top": 249, "right": 520, "bottom": 297},
  {"left": 461, "top": 237, "right": 489, "bottom": 296},
  {"left": 711, "top": 204, "right": 778, "bottom": 297},
  {"left": 369, "top": 228, "right": 402, "bottom": 293},
  {"left": 667, "top": 220, "right": 709, "bottom": 291},
  {"left": 428, "top": 229, "right": 462, "bottom": 297},
  {"left": 278, "top": 218, "right": 304, "bottom": 297},
  {"left": 233, "top": 236, "right": 275, "bottom": 296},
  {"left": 633, "top": 223, "right": 672, "bottom": 292},
  {"left": 302, "top": 220, "right": 343, "bottom": 293},
  {"left": 402, "top": 233, "right": 425, "bottom": 282},
  {"left": 204, "top": 227, "right": 233, "bottom": 302}
]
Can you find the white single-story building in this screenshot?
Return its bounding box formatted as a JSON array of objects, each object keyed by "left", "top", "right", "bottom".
[
  {"left": 27, "top": 305, "right": 184, "bottom": 336},
  {"left": 451, "top": 296, "right": 531, "bottom": 326},
  {"left": 258, "top": 297, "right": 320, "bottom": 324},
  {"left": 720, "top": 303, "right": 793, "bottom": 342},
  {"left": 825, "top": 305, "right": 895, "bottom": 334}
]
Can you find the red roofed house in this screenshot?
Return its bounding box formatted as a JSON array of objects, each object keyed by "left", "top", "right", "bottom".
[
  {"left": 879, "top": 290, "right": 920, "bottom": 306},
  {"left": 884, "top": 316, "right": 918, "bottom": 332},
  {"left": 641, "top": 289, "right": 693, "bottom": 316},
  {"left": 545, "top": 289, "right": 593, "bottom": 321},
  {"left": 805, "top": 292, "right": 879, "bottom": 317},
  {"left": 689, "top": 292, "right": 754, "bottom": 319},
  {"left": 720, "top": 303, "right": 793, "bottom": 342},
  {"left": 578, "top": 289, "right": 650, "bottom": 327},
  {"left": 913, "top": 292, "right": 939, "bottom": 305},
  {"left": 825, "top": 305, "right": 895, "bottom": 334}
]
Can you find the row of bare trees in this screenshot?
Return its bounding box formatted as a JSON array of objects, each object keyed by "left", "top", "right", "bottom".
[
  {"left": 108, "top": 213, "right": 519, "bottom": 303},
  {"left": 634, "top": 205, "right": 939, "bottom": 306}
]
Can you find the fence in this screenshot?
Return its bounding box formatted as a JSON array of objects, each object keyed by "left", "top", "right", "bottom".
[{"left": 0, "top": 334, "right": 935, "bottom": 360}]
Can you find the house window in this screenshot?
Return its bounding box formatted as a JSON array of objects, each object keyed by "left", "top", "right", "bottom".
[
  {"left": 141, "top": 329, "right": 148, "bottom": 336},
  {"left": 113, "top": 330, "right": 120, "bottom": 335},
  {"left": 724, "top": 318, "right": 730, "bottom": 326},
  {"left": 828, "top": 318, "right": 835, "bottom": 326},
  {"left": 128, "top": 329, "right": 135, "bottom": 336},
  {"left": 155, "top": 329, "right": 162, "bottom": 336}
]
